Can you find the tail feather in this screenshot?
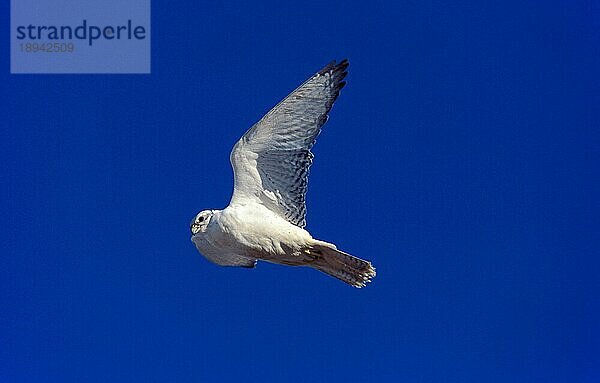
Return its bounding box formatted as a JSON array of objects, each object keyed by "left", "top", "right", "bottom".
[{"left": 309, "top": 243, "right": 376, "bottom": 288}]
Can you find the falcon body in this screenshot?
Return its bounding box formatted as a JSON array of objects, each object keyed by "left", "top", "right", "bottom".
[
  {"left": 191, "top": 60, "right": 376, "bottom": 287},
  {"left": 193, "top": 204, "right": 314, "bottom": 266}
]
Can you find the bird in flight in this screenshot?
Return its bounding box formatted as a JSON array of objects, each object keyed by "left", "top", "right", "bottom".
[{"left": 190, "top": 60, "right": 376, "bottom": 287}]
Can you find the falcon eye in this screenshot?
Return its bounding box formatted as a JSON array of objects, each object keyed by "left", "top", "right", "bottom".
[{"left": 198, "top": 216, "right": 204, "bottom": 222}]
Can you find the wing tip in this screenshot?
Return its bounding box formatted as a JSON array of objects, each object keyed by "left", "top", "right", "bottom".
[
  {"left": 316, "top": 59, "right": 349, "bottom": 110},
  {"left": 319, "top": 59, "right": 350, "bottom": 78}
]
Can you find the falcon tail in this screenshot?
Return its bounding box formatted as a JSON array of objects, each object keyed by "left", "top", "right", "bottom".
[{"left": 309, "top": 241, "right": 376, "bottom": 288}]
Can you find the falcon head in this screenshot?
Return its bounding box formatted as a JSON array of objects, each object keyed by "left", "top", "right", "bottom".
[{"left": 190, "top": 210, "right": 214, "bottom": 235}]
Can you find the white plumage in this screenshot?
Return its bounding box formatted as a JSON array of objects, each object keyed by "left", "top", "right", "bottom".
[{"left": 191, "top": 60, "right": 376, "bottom": 287}]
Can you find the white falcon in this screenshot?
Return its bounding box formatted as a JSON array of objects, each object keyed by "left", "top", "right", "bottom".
[{"left": 190, "top": 60, "right": 376, "bottom": 287}]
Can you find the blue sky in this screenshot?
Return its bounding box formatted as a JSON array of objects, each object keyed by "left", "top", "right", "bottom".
[{"left": 1, "top": 1, "right": 599, "bottom": 382}]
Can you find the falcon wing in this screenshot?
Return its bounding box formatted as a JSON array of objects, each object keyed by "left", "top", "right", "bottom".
[{"left": 229, "top": 59, "right": 349, "bottom": 228}]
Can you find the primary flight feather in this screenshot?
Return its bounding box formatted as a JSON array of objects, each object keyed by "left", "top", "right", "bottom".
[{"left": 190, "top": 59, "right": 376, "bottom": 287}]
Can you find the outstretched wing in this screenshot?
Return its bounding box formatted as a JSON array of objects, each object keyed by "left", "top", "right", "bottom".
[{"left": 229, "top": 60, "right": 349, "bottom": 228}]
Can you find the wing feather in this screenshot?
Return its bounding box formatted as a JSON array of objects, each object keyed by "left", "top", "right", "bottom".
[{"left": 229, "top": 60, "right": 349, "bottom": 228}]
